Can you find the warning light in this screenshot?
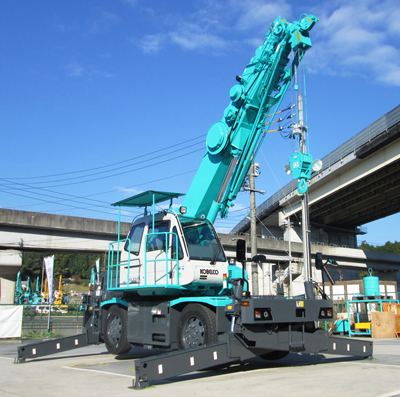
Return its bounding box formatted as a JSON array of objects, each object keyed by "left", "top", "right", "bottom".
[
  {"left": 254, "top": 308, "right": 273, "bottom": 321},
  {"left": 223, "top": 273, "right": 228, "bottom": 289},
  {"left": 319, "top": 307, "right": 333, "bottom": 319}
]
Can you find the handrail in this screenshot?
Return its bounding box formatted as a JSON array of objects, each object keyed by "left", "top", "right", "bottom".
[
  {"left": 107, "top": 232, "right": 180, "bottom": 290},
  {"left": 107, "top": 238, "right": 131, "bottom": 290}
]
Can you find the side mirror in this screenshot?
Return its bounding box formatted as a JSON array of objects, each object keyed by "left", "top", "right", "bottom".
[
  {"left": 315, "top": 252, "right": 336, "bottom": 285},
  {"left": 236, "top": 239, "right": 247, "bottom": 262},
  {"left": 252, "top": 254, "right": 267, "bottom": 263},
  {"left": 315, "top": 252, "right": 323, "bottom": 270}
]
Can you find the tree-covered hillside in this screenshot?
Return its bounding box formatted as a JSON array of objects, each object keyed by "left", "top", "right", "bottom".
[
  {"left": 358, "top": 241, "right": 400, "bottom": 254},
  {"left": 20, "top": 251, "right": 106, "bottom": 281}
]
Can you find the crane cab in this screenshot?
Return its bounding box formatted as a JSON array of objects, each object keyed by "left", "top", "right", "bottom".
[{"left": 107, "top": 191, "right": 228, "bottom": 297}]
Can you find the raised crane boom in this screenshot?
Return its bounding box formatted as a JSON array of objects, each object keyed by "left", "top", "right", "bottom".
[{"left": 182, "top": 14, "right": 318, "bottom": 223}]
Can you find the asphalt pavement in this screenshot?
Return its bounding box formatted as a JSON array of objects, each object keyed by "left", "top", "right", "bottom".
[{"left": 1, "top": 337, "right": 400, "bottom": 396}]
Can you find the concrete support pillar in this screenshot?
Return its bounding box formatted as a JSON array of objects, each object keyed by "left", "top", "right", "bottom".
[{"left": 0, "top": 250, "right": 22, "bottom": 304}]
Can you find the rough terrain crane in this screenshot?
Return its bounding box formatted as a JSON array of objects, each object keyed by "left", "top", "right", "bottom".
[{"left": 16, "top": 14, "right": 373, "bottom": 390}]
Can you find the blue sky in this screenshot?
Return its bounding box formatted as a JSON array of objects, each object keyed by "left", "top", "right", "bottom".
[{"left": 1, "top": 0, "right": 400, "bottom": 246}]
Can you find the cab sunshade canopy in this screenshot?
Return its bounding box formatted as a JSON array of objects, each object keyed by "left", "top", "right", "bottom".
[{"left": 111, "top": 190, "right": 185, "bottom": 208}]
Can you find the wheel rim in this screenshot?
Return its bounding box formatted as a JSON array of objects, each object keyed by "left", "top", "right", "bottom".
[
  {"left": 182, "top": 316, "right": 205, "bottom": 348},
  {"left": 108, "top": 315, "right": 122, "bottom": 345}
]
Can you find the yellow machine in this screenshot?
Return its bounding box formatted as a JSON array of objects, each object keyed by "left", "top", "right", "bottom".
[
  {"left": 53, "top": 275, "right": 68, "bottom": 308},
  {"left": 42, "top": 278, "right": 48, "bottom": 302}
]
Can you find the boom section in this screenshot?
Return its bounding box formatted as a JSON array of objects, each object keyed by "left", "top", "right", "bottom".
[{"left": 181, "top": 14, "right": 318, "bottom": 223}]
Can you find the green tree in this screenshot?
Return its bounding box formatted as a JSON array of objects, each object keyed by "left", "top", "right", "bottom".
[
  {"left": 20, "top": 252, "right": 44, "bottom": 280},
  {"left": 358, "top": 240, "right": 400, "bottom": 254},
  {"left": 20, "top": 251, "right": 101, "bottom": 282}
]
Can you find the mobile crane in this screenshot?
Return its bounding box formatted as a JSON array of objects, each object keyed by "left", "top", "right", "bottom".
[{"left": 16, "top": 14, "right": 373, "bottom": 389}]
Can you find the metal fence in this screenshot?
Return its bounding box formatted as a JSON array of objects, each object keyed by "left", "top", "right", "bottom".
[
  {"left": 21, "top": 304, "right": 84, "bottom": 338},
  {"left": 231, "top": 104, "right": 400, "bottom": 234}
]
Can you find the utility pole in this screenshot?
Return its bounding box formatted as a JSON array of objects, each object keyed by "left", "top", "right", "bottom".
[
  {"left": 245, "top": 162, "right": 265, "bottom": 295},
  {"left": 288, "top": 217, "right": 292, "bottom": 297},
  {"left": 250, "top": 162, "right": 258, "bottom": 294},
  {"left": 298, "top": 96, "right": 310, "bottom": 275},
  {"left": 298, "top": 94, "right": 313, "bottom": 298},
  {"left": 286, "top": 93, "right": 322, "bottom": 298}
]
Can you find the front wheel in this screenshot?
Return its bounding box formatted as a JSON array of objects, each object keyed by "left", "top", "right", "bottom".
[
  {"left": 104, "top": 305, "right": 131, "bottom": 355},
  {"left": 177, "top": 303, "right": 217, "bottom": 350}
]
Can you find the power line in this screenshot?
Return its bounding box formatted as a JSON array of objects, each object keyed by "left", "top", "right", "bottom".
[
  {"left": 4, "top": 134, "right": 206, "bottom": 181},
  {"left": 1, "top": 189, "right": 125, "bottom": 218},
  {"left": 1, "top": 167, "right": 202, "bottom": 219}
]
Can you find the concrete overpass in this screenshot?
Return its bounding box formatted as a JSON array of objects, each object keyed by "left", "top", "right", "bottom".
[
  {"left": 0, "top": 208, "right": 129, "bottom": 253},
  {"left": 232, "top": 104, "right": 400, "bottom": 249},
  {"left": 1, "top": 207, "right": 400, "bottom": 302},
  {"left": 0, "top": 209, "right": 132, "bottom": 304}
]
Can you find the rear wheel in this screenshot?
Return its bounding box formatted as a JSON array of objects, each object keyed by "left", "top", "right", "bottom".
[
  {"left": 104, "top": 305, "right": 131, "bottom": 355},
  {"left": 177, "top": 304, "right": 217, "bottom": 350}
]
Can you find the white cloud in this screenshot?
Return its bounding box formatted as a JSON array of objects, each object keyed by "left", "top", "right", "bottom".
[
  {"left": 307, "top": 0, "right": 400, "bottom": 87},
  {"left": 57, "top": 22, "right": 76, "bottom": 33},
  {"left": 116, "top": 187, "right": 143, "bottom": 196},
  {"left": 231, "top": 0, "right": 292, "bottom": 31},
  {"left": 122, "top": 0, "right": 139, "bottom": 8},
  {"left": 66, "top": 62, "right": 85, "bottom": 77},
  {"left": 137, "top": 34, "right": 167, "bottom": 54},
  {"left": 92, "top": 69, "right": 117, "bottom": 79},
  {"left": 89, "top": 11, "right": 119, "bottom": 34},
  {"left": 135, "top": 0, "right": 293, "bottom": 54},
  {"left": 169, "top": 23, "right": 227, "bottom": 51},
  {"left": 136, "top": 25, "right": 227, "bottom": 54},
  {"left": 65, "top": 62, "right": 116, "bottom": 79},
  {"left": 131, "top": 0, "right": 400, "bottom": 89}
]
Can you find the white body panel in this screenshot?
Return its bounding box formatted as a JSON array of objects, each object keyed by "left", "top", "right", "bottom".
[{"left": 112, "top": 213, "right": 228, "bottom": 290}]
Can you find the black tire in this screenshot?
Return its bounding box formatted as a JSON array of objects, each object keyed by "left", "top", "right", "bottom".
[
  {"left": 259, "top": 350, "right": 289, "bottom": 360},
  {"left": 177, "top": 304, "right": 217, "bottom": 350},
  {"left": 104, "top": 305, "right": 131, "bottom": 355}
]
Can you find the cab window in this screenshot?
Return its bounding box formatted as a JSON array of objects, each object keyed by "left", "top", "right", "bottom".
[
  {"left": 124, "top": 223, "right": 145, "bottom": 255},
  {"left": 147, "top": 221, "right": 170, "bottom": 252},
  {"left": 180, "top": 218, "right": 225, "bottom": 262}
]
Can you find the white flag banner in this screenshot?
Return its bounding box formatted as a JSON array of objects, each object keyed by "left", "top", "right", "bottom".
[
  {"left": 44, "top": 256, "right": 54, "bottom": 304},
  {"left": 96, "top": 259, "right": 100, "bottom": 284}
]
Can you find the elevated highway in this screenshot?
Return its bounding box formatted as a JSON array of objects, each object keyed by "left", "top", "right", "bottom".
[
  {"left": 1, "top": 207, "right": 400, "bottom": 302},
  {"left": 0, "top": 209, "right": 130, "bottom": 304},
  {"left": 1, "top": 209, "right": 399, "bottom": 273},
  {"left": 0, "top": 208, "right": 129, "bottom": 253}
]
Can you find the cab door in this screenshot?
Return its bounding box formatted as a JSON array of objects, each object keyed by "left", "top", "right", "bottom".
[
  {"left": 117, "top": 222, "right": 145, "bottom": 288},
  {"left": 144, "top": 220, "right": 171, "bottom": 285}
]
